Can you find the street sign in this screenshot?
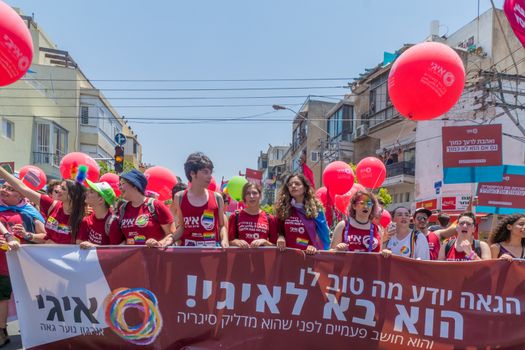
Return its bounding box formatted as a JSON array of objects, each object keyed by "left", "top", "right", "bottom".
[{"left": 114, "top": 133, "right": 126, "bottom": 146}]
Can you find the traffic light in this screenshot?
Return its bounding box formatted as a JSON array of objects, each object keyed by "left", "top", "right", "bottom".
[{"left": 114, "top": 145, "right": 124, "bottom": 173}]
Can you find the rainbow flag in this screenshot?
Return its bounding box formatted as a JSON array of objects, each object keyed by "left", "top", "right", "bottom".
[
  {"left": 203, "top": 232, "right": 216, "bottom": 240},
  {"left": 134, "top": 235, "right": 146, "bottom": 243},
  {"left": 296, "top": 237, "right": 309, "bottom": 247}
]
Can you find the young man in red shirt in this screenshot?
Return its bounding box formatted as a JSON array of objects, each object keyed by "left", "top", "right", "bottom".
[
  {"left": 148, "top": 152, "right": 228, "bottom": 248},
  {"left": 413, "top": 207, "right": 456, "bottom": 260}
]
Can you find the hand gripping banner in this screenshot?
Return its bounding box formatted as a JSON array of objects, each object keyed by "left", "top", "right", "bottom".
[{"left": 7, "top": 246, "right": 525, "bottom": 349}]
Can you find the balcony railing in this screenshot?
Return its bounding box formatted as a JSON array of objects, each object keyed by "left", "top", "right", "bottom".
[
  {"left": 33, "top": 152, "right": 63, "bottom": 167},
  {"left": 386, "top": 161, "right": 415, "bottom": 177},
  {"left": 368, "top": 105, "right": 400, "bottom": 129}
]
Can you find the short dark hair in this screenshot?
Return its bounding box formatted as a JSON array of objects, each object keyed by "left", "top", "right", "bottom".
[
  {"left": 172, "top": 182, "right": 188, "bottom": 198},
  {"left": 437, "top": 213, "right": 450, "bottom": 227},
  {"left": 184, "top": 152, "right": 214, "bottom": 182},
  {"left": 46, "top": 179, "right": 61, "bottom": 195},
  {"left": 390, "top": 206, "right": 410, "bottom": 217},
  {"left": 458, "top": 212, "right": 476, "bottom": 226}
]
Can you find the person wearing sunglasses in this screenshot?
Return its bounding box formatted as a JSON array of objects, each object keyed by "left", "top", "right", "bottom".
[
  {"left": 438, "top": 212, "right": 490, "bottom": 261},
  {"left": 413, "top": 208, "right": 456, "bottom": 260},
  {"left": 330, "top": 190, "right": 381, "bottom": 253}
]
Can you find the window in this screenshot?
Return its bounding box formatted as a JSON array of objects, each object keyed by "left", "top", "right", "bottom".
[
  {"left": 311, "top": 151, "right": 319, "bottom": 162},
  {"left": 34, "top": 121, "right": 68, "bottom": 166},
  {"left": 2, "top": 119, "right": 14, "bottom": 140},
  {"left": 80, "top": 106, "right": 89, "bottom": 125},
  {"left": 133, "top": 141, "right": 138, "bottom": 155},
  {"left": 327, "top": 105, "right": 353, "bottom": 142},
  {"left": 405, "top": 192, "right": 410, "bottom": 202}
]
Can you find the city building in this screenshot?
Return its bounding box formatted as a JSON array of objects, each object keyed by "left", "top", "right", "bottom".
[
  {"left": 0, "top": 9, "right": 142, "bottom": 178},
  {"left": 258, "top": 144, "right": 289, "bottom": 205}
]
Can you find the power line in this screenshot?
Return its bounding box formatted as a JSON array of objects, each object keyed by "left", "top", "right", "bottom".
[
  {"left": 0, "top": 94, "right": 345, "bottom": 101},
  {"left": 1, "top": 85, "right": 349, "bottom": 92},
  {"left": 20, "top": 77, "right": 354, "bottom": 83}
]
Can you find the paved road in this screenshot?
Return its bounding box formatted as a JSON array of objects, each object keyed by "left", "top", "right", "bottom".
[{"left": 4, "top": 320, "right": 22, "bottom": 350}]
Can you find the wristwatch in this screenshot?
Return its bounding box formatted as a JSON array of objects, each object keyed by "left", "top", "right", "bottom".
[{"left": 24, "top": 232, "right": 34, "bottom": 241}]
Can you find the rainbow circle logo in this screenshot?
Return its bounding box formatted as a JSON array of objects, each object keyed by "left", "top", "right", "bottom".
[
  {"left": 400, "top": 246, "right": 410, "bottom": 255},
  {"left": 104, "top": 288, "right": 163, "bottom": 345}
]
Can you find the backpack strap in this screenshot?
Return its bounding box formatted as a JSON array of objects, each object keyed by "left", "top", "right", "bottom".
[
  {"left": 409, "top": 230, "right": 417, "bottom": 258},
  {"left": 146, "top": 198, "right": 157, "bottom": 220},
  {"left": 47, "top": 200, "right": 58, "bottom": 217},
  {"left": 118, "top": 201, "right": 128, "bottom": 227},
  {"left": 343, "top": 220, "right": 350, "bottom": 244},
  {"left": 445, "top": 238, "right": 456, "bottom": 258},
  {"left": 104, "top": 214, "right": 117, "bottom": 236},
  {"left": 473, "top": 239, "right": 481, "bottom": 257}
]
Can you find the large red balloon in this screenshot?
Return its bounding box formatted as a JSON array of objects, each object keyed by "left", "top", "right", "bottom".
[
  {"left": 0, "top": 1, "right": 33, "bottom": 86},
  {"left": 504, "top": 0, "right": 525, "bottom": 49},
  {"left": 19, "top": 165, "right": 46, "bottom": 191},
  {"left": 99, "top": 173, "right": 121, "bottom": 197},
  {"left": 356, "top": 157, "right": 386, "bottom": 189},
  {"left": 322, "top": 161, "right": 354, "bottom": 197},
  {"left": 379, "top": 210, "right": 392, "bottom": 228},
  {"left": 388, "top": 42, "right": 465, "bottom": 121},
  {"left": 334, "top": 192, "right": 352, "bottom": 214},
  {"left": 315, "top": 186, "right": 328, "bottom": 206},
  {"left": 144, "top": 166, "right": 177, "bottom": 201},
  {"left": 59, "top": 152, "right": 100, "bottom": 182}
]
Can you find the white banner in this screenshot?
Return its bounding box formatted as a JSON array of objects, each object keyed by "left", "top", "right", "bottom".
[{"left": 7, "top": 246, "right": 111, "bottom": 349}]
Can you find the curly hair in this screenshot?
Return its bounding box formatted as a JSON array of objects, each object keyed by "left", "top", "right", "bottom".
[
  {"left": 348, "top": 190, "right": 378, "bottom": 221},
  {"left": 274, "top": 173, "right": 323, "bottom": 220},
  {"left": 63, "top": 179, "right": 86, "bottom": 243},
  {"left": 489, "top": 214, "right": 525, "bottom": 245}
]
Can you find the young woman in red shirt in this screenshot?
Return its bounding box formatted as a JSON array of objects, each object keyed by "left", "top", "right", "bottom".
[
  {"left": 228, "top": 183, "right": 276, "bottom": 248},
  {"left": 274, "top": 173, "right": 330, "bottom": 255}
]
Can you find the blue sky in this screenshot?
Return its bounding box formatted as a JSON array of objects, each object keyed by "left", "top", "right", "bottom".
[{"left": 7, "top": 0, "right": 505, "bottom": 183}]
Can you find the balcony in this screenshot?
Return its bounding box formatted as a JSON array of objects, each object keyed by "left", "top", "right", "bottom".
[
  {"left": 33, "top": 152, "right": 63, "bottom": 168},
  {"left": 383, "top": 161, "right": 415, "bottom": 187},
  {"left": 368, "top": 105, "right": 402, "bottom": 131}
]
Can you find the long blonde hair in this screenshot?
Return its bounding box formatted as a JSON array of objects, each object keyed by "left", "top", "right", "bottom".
[{"left": 275, "top": 173, "right": 323, "bottom": 220}]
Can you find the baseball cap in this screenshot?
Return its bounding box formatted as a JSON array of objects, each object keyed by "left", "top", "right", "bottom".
[
  {"left": 85, "top": 179, "right": 116, "bottom": 206},
  {"left": 413, "top": 207, "right": 432, "bottom": 218}
]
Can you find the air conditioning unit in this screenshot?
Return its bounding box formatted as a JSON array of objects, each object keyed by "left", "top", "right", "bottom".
[{"left": 355, "top": 124, "right": 368, "bottom": 138}]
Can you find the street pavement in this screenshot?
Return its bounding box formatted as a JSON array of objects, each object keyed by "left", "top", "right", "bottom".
[{"left": 4, "top": 320, "right": 22, "bottom": 350}]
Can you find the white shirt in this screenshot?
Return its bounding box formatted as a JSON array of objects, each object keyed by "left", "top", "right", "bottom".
[{"left": 387, "top": 230, "right": 430, "bottom": 260}]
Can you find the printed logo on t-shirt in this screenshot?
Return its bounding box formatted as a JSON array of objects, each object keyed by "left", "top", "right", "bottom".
[
  {"left": 185, "top": 239, "right": 216, "bottom": 247},
  {"left": 135, "top": 214, "right": 149, "bottom": 228},
  {"left": 296, "top": 237, "right": 309, "bottom": 247},
  {"left": 363, "top": 236, "right": 379, "bottom": 250},
  {"left": 126, "top": 238, "right": 135, "bottom": 245},
  {"left": 134, "top": 235, "right": 146, "bottom": 243},
  {"left": 400, "top": 246, "right": 410, "bottom": 255},
  {"left": 203, "top": 232, "right": 215, "bottom": 240},
  {"left": 46, "top": 216, "right": 70, "bottom": 235},
  {"left": 201, "top": 210, "right": 215, "bottom": 230}
]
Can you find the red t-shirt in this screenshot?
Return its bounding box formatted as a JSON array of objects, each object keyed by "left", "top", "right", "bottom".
[
  {"left": 426, "top": 231, "right": 441, "bottom": 261},
  {"left": 343, "top": 218, "right": 381, "bottom": 252},
  {"left": 0, "top": 211, "right": 24, "bottom": 275},
  {"left": 119, "top": 199, "right": 173, "bottom": 245},
  {"left": 180, "top": 190, "right": 221, "bottom": 247},
  {"left": 78, "top": 211, "right": 124, "bottom": 245},
  {"left": 228, "top": 210, "right": 277, "bottom": 244},
  {"left": 278, "top": 208, "right": 312, "bottom": 251},
  {"left": 445, "top": 241, "right": 474, "bottom": 261},
  {"left": 40, "top": 195, "right": 73, "bottom": 244}
]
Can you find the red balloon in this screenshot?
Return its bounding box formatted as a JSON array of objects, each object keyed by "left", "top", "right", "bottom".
[
  {"left": 144, "top": 166, "right": 177, "bottom": 201},
  {"left": 59, "top": 152, "right": 100, "bottom": 182},
  {"left": 315, "top": 186, "right": 328, "bottom": 206},
  {"left": 504, "top": 0, "right": 525, "bottom": 49},
  {"left": 356, "top": 157, "right": 386, "bottom": 189},
  {"left": 379, "top": 210, "right": 392, "bottom": 228},
  {"left": 0, "top": 1, "right": 33, "bottom": 86},
  {"left": 19, "top": 166, "right": 46, "bottom": 191},
  {"left": 322, "top": 161, "right": 354, "bottom": 196},
  {"left": 334, "top": 192, "right": 352, "bottom": 214},
  {"left": 388, "top": 42, "right": 465, "bottom": 121},
  {"left": 99, "top": 173, "right": 121, "bottom": 197},
  {"left": 208, "top": 176, "right": 218, "bottom": 192},
  {"left": 348, "top": 183, "right": 366, "bottom": 199}
]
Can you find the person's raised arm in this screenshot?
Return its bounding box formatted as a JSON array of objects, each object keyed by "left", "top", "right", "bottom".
[{"left": 0, "top": 166, "right": 41, "bottom": 206}]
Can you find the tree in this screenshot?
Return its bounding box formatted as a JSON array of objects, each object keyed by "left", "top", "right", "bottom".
[
  {"left": 98, "top": 160, "right": 136, "bottom": 176},
  {"left": 261, "top": 204, "right": 274, "bottom": 215}
]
